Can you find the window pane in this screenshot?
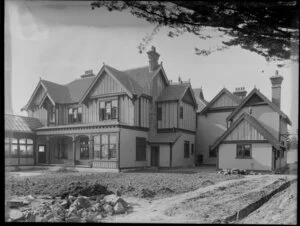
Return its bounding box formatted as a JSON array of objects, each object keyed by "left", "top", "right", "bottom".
[
  {"left": 110, "top": 134, "right": 117, "bottom": 144},
  {"left": 109, "top": 144, "right": 117, "bottom": 158},
  {"left": 112, "top": 100, "right": 118, "bottom": 107},
  {"left": 39, "top": 146, "right": 45, "bottom": 152},
  {"left": 244, "top": 149, "right": 251, "bottom": 157},
  {"left": 5, "top": 144, "right": 10, "bottom": 156},
  {"left": 101, "top": 144, "right": 109, "bottom": 158},
  {"left": 19, "top": 139, "right": 26, "bottom": 144},
  {"left": 102, "top": 134, "right": 108, "bottom": 144},
  {"left": 94, "top": 135, "right": 100, "bottom": 144},
  {"left": 27, "top": 139, "right": 33, "bottom": 144},
  {"left": 11, "top": 138, "right": 18, "bottom": 144},
  {"left": 100, "top": 101, "right": 105, "bottom": 108},
  {"left": 19, "top": 145, "right": 27, "bottom": 156},
  {"left": 11, "top": 145, "right": 18, "bottom": 156},
  {"left": 27, "top": 145, "right": 33, "bottom": 156},
  {"left": 5, "top": 137, "right": 10, "bottom": 143}
]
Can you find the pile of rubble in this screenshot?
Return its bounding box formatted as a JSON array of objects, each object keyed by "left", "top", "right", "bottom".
[
  {"left": 6, "top": 193, "right": 130, "bottom": 222},
  {"left": 217, "top": 168, "right": 263, "bottom": 175}
]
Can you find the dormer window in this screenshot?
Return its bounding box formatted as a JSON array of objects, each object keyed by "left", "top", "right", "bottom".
[{"left": 68, "top": 106, "right": 82, "bottom": 123}]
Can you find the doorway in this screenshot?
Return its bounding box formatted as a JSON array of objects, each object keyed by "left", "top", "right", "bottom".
[
  {"left": 38, "top": 145, "right": 46, "bottom": 164},
  {"left": 151, "top": 146, "right": 159, "bottom": 167}
]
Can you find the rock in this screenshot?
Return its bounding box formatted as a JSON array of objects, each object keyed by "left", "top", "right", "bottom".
[
  {"left": 68, "top": 195, "right": 76, "bottom": 203},
  {"left": 35, "top": 215, "right": 48, "bottom": 222},
  {"left": 96, "top": 194, "right": 106, "bottom": 203},
  {"left": 65, "top": 216, "right": 81, "bottom": 222},
  {"left": 7, "top": 200, "right": 24, "bottom": 208},
  {"left": 48, "top": 217, "right": 61, "bottom": 222},
  {"left": 44, "top": 212, "right": 54, "bottom": 221},
  {"left": 103, "top": 203, "right": 114, "bottom": 215},
  {"left": 113, "top": 202, "right": 125, "bottom": 214},
  {"left": 95, "top": 214, "right": 102, "bottom": 222},
  {"left": 9, "top": 209, "right": 25, "bottom": 222},
  {"left": 22, "top": 200, "right": 31, "bottom": 205},
  {"left": 39, "top": 195, "right": 52, "bottom": 200},
  {"left": 25, "top": 195, "right": 35, "bottom": 201},
  {"left": 76, "top": 196, "right": 91, "bottom": 210},
  {"left": 60, "top": 200, "right": 68, "bottom": 209},
  {"left": 85, "top": 212, "right": 99, "bottom": 222},
  {"left": 91, "top": 203, "right": 102, "bottom": 212}
]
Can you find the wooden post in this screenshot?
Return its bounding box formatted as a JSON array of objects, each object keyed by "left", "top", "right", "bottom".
[
  {"left": 46, "top": 136, "right": 50, "bottom": 164},
  {"left": 169, "top": 143, "right": 172, "bottom": 168},
  {"left": 89, "top": 134, "right": 94, "bottom": 167},
  {"left": 72, "top": 135, "right": 76, "bottom": 166}
]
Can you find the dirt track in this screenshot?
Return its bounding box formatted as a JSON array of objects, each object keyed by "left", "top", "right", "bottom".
[{"left": 101, "top": 174, "right": 297, "bottom": 223}]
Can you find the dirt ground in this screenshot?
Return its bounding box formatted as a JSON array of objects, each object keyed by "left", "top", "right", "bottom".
[
  {"left": 100, "top": 174, "right": 297, "bottom": 223},
  {"left": 240, "top": 181, "right": 297, "bottom": 224},
  {"left": 5, "top": 165, "right": 297, "bottom": 223}
]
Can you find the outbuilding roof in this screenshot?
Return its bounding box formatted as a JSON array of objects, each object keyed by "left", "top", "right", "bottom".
[
  {"left": 211, "top": 112, "right": 282, "bottom": 150},
  {"left": 226, "top": 88, "right": 292, "bottom": 125},
  {"left": 5, "top": 114, "right": 43, "bottom": 133}
]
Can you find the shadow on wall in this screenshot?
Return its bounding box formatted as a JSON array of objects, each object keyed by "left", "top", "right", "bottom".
[{"left": 287, "top": 149, "right": 298, "bottom": 164}]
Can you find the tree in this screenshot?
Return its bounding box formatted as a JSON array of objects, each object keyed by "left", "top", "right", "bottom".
[{"left": 91, "top": 1, "right": 299, "bottom": 62}]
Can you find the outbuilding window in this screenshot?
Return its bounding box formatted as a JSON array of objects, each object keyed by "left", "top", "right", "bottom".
[{"left": 236, "top": 144, "right": 252, "bottom": 158}]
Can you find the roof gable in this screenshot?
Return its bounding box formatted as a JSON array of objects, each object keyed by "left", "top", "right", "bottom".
[
  {"left": 227, "top": 88, "right": 292, "bottom": 125},
  {"left": 156, "top": 84, "right": 197, "bottom": 107},
  {"left": 200, "top": 88, "right": 241, "bottom": 114},
  {"left": 22, "top": 80, "right": 46, "bottom": 111},
  {"left": 211, "top": 113, "right": 281, "bottom": 150}
]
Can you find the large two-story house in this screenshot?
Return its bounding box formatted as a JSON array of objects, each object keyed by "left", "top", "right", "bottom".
[{"left": 6, "top": 47, "right": 197, "bottom": 170}]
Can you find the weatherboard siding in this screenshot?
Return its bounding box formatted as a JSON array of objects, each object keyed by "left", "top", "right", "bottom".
[
  {"left": 179, "top": 101, "right": 196, "bottom": 131},
  {"left": 157, "top": 101, "right": 178, "bottom": 129},
  {"left": 224, "top": 119, "right": 266, "bottom": 141},
  {"left": 32, "top": 86, "right": 46, "bottom": 105},
  {"left": 232, "top": 105, "right": 280, "bottom": 140},
  {"left": 119, "top": 95, "right": 134, "bottom": 126},
  {"left": 211, "top": 93, "right": 237, "bottom": 108},
  {"left": 89, "top": 72, "right": 127, "bottom": 97},
  {"left": 140, "top": 97, "right": 150, "bottom": 128},
  {"left": 28, "top": 106, "right": 47, "bottom": 125}
]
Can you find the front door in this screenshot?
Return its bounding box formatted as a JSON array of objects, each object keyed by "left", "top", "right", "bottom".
[
  {"left": 151, "top": 146, "right": 159, "bottom": 167},
  {"left": 38, "top": 145, "right": 46, "bottom": 164}
]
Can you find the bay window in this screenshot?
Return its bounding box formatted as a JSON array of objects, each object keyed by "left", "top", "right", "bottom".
[
  {"left": 5, "top": 137, "right": 33, "bottom": 158},
  {"left": 93, "top": 133, "right": 118, "bottom": 160}
]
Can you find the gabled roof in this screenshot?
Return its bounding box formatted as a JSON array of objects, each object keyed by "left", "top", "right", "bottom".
[
  {"left": 156, "top": 83, "right": 197, "bottom": 107},
  {"left": 227, "top": 88, "right": 292, "bottom": 125},
  {"left": 5, "top": 114, "right": 43, "bottom": 133},
  {"left": 41, "top": 79, "right": 72, "bottom": 104},
  {"left": 148, "top": 132, "right": 182, "bottom": 144},
  {"left": 124, "top": 64, "right": 169, "bottom": 89},
  {"left": 200, "top": 88, "right": 241, "bottom": 114},
  {"left": 211, "top": 112, "right": 281, "bottom": 150}
]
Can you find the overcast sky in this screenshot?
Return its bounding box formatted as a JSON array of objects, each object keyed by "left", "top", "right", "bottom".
[{"left": 5, "top": 0, "right": 298, "bottom": 133}]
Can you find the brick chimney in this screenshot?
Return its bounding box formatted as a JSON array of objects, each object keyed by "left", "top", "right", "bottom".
[
  {"left": 233, "top": 87, "right": 247, "bottom": 99},
  {"left": 147, "top": 46, "right": 160, "bottom": 72},
  {"left": 270, "top": 70, "right": 283, "bottom": 108},
  {"left": 81, "top": 69, "right": 94, "bottom": 78}
]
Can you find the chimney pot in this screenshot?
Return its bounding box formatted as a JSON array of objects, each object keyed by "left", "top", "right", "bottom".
[
  {"left": 233, "top": 87, "right": 247, "bottom": 99},
  {"left": 81, "top": 69, "right": 94, "bottom": 78}
]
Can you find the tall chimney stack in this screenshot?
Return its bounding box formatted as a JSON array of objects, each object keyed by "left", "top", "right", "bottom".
[
  {"left": 233, "top": 87, "right": 247, "bottom": 99},
  {"left": 147, "top": 46, "right": 160, "bottom": 72},
  {"left": 270, "top": 70, "right": 283, "bottom": 109}
]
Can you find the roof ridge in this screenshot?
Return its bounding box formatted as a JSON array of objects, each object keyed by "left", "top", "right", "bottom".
[
  {"left": 41, "top": 79, "right": 67, "bottom": 88},
  {"left": 122, "top": 65, "right": 148, "bottom": 72}
]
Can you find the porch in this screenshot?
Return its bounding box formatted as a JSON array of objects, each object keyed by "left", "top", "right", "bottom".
[{"left": 36, "top": 132, "right": 120, "bottom": 169}]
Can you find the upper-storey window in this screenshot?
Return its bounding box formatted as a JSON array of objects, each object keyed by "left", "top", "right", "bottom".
[
  {"left": 99, "top": 100, "right": 118, "bottom": 121},
  {"left": 157, "top": 106, "right": 162, "bottom": 121},
  {"left": 180, "top": 106, "right": 183, "bottom": 119},
  {"left": 68, "top": 107, "right": 82, "bottom": 123},
  {"left": 48, "top": 106, "right": 55, "bottom": 125}
]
